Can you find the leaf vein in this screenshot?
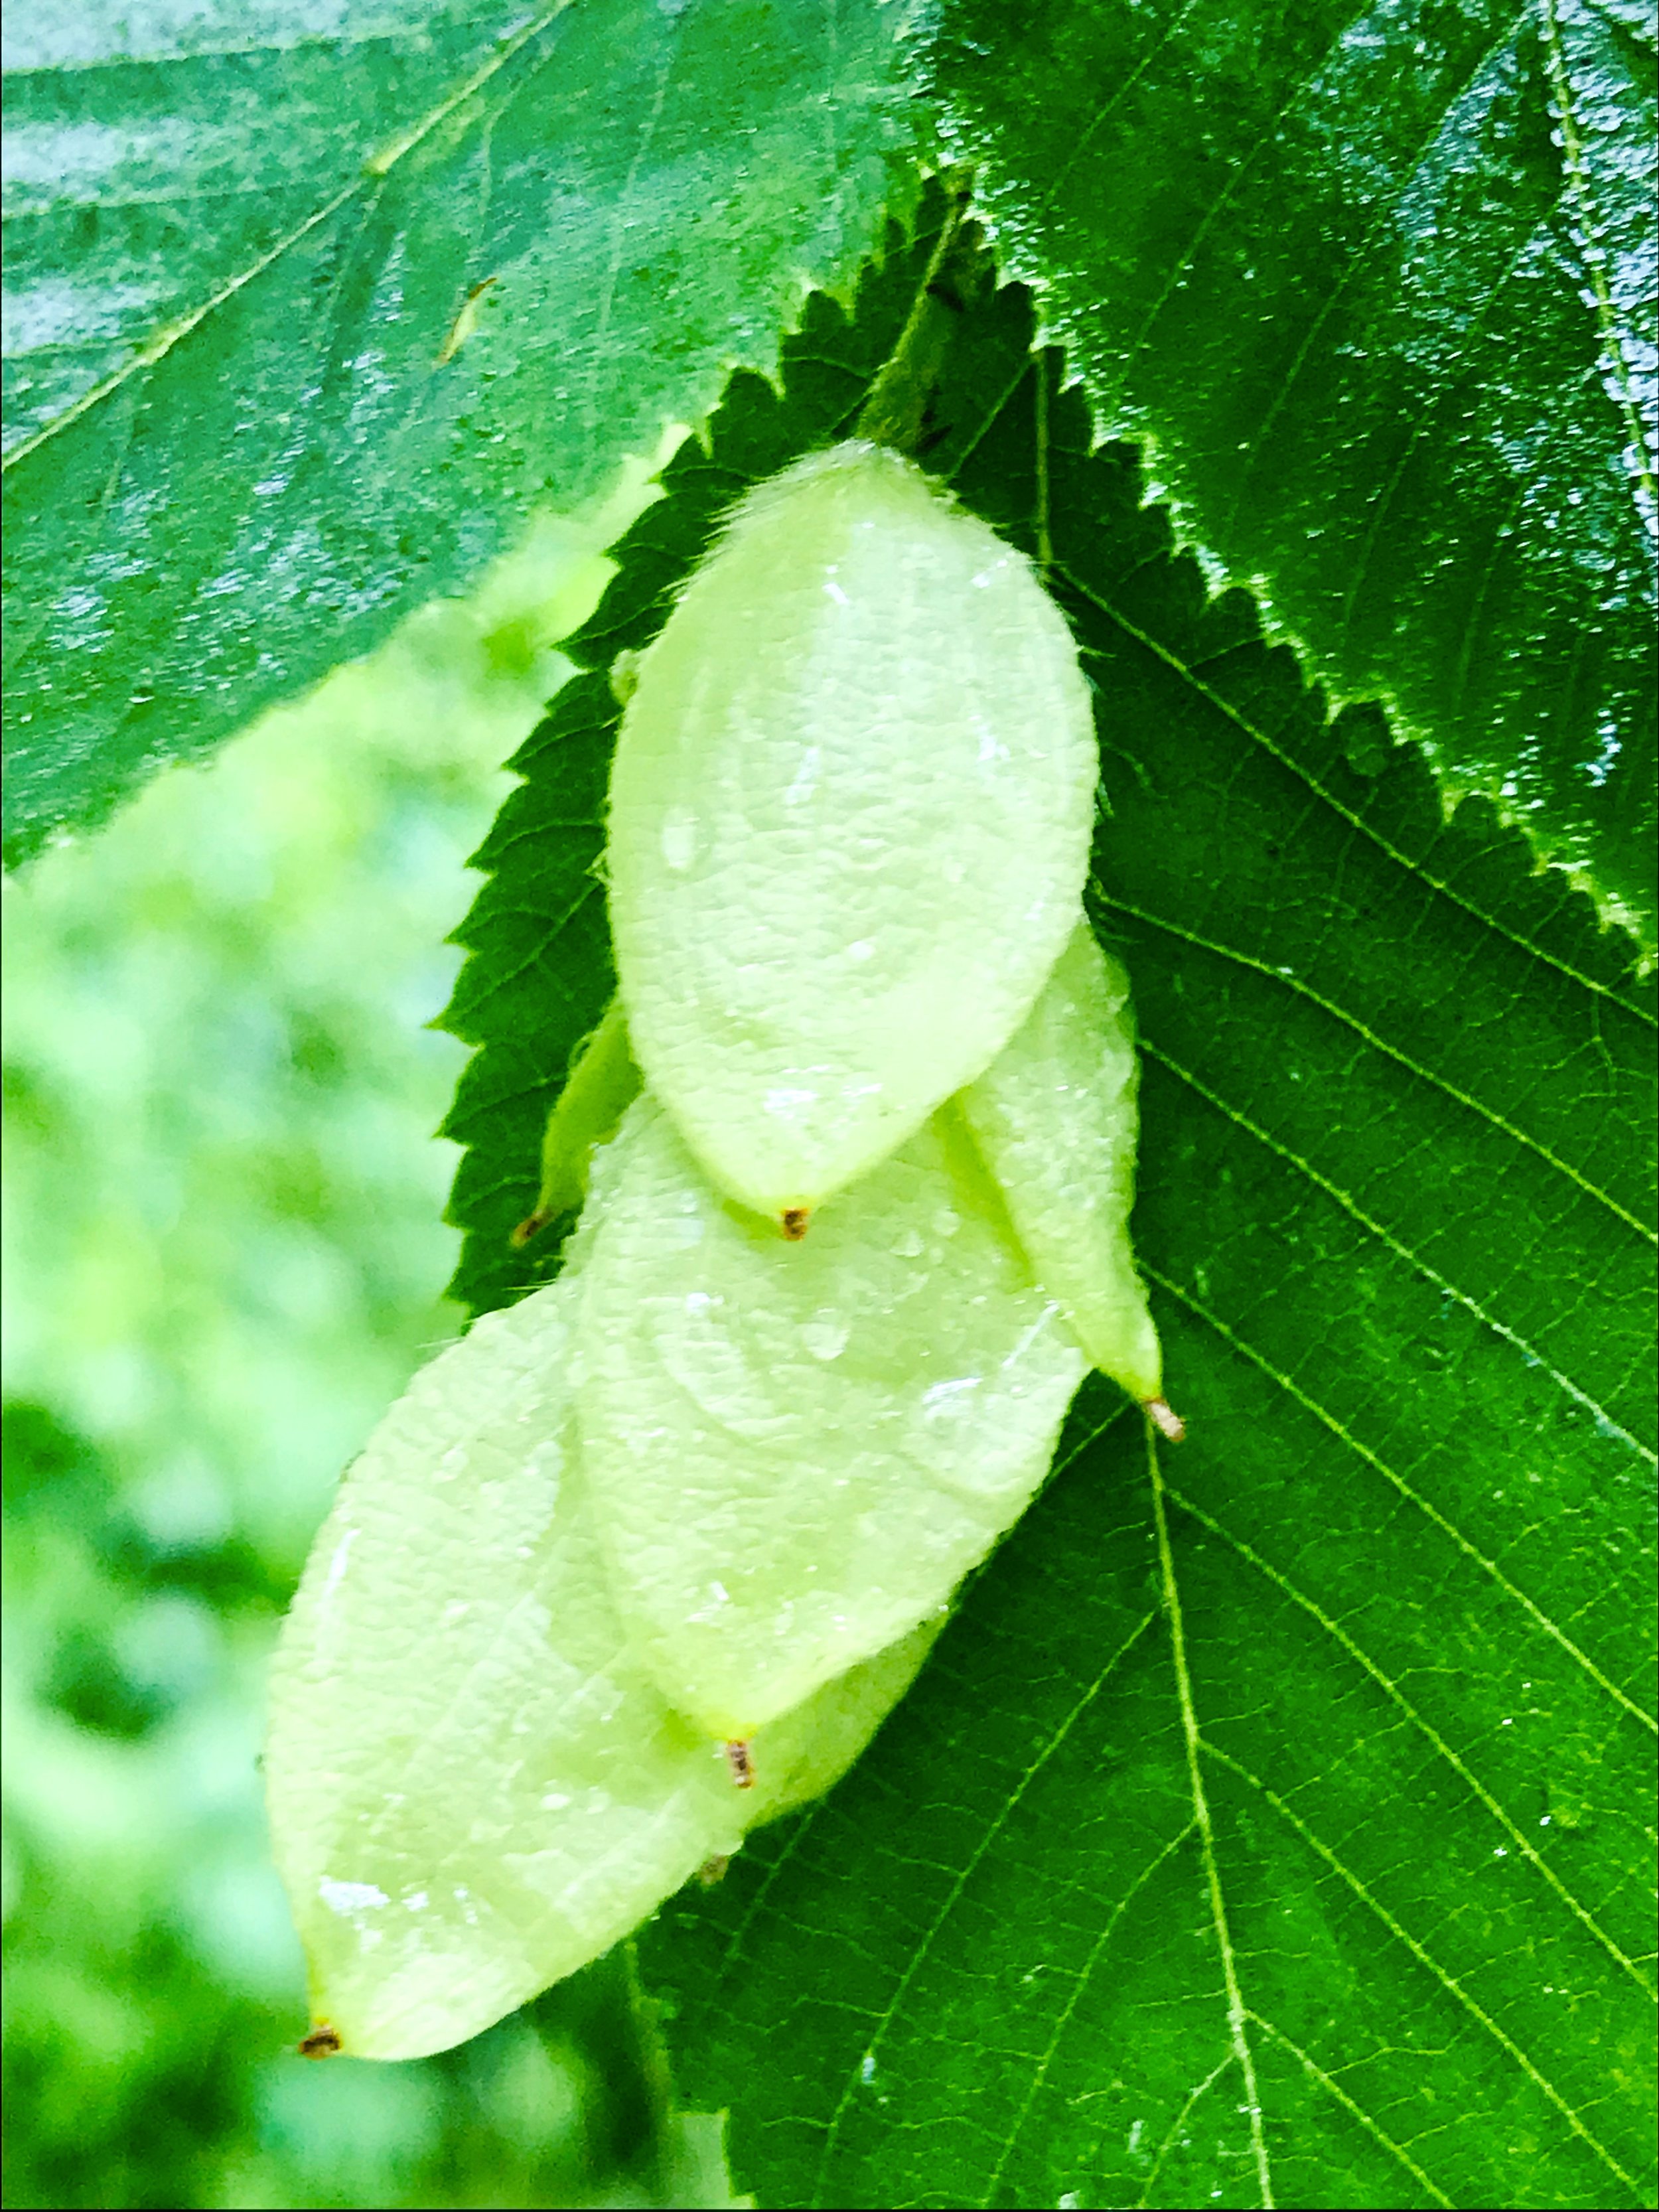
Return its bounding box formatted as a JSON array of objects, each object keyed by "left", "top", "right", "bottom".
[
  {"left": 1071, "top": 598, "right": 1656, "bottom": 1023},
  {"left": 805, "top": 1605, "right": 1162, "bottom": 2207},
  {"left": 1222, "top": 9, "right": 1529, "bottom": 546},
  {"left": 1245, "top": 2010, "right": 1456, "bottom": 2209},
  {"left": 1133, "top": 2051, "right": 1238, "bottom": 2210},
  {"left": 1145, "top": 1254, "right": 1657, "bottom": 1724},
  {"left": 1165, "top": 1479, "right": 1656, "bottom": 1994},
  {"left": 1137, "top": 1031, "right": 1657, "bottom": 1471},
  {"left": 1206, "top": 1743, "right": 1641, "bottom": 2193},
  {"left": 981, "top": 1820, "right": 1198, "bottom": 2208},
  {"left": 1, "top": 4, "right": 576, "bottom": 471},
  {"left": 1116, "top": 0, "right": 1402, "bottom": 382},
  {"left": 1147, "top": 1422, "right": 1275, "bottom": 2207},
  {"left": 1096, "top": 884, "right": 1655, "bottom": 1241},
  {"left": 1541, "top": 0, "right": 1658, "bottom": 516}
]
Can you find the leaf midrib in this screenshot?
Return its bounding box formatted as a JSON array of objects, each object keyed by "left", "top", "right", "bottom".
[
  {"left": 1204, "top": 1739, "right": 1642, "bottom": 2195},
  {"left": 1167, "top": 1479, "right": 1654, "bottom": 1993}
]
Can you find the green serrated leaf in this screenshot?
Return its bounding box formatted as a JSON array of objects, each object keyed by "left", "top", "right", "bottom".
[
  {"left": 504, "top": 219, "right": 1659, "bottom": 2209},
  {"left": 926, "top": 0, "right": 1658, "bottom": 951},
  {"left": 2, "top": 0, "right": 922, "bottom": 865}
]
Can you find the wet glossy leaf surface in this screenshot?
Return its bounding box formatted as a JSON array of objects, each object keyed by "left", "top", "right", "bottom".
[
  {"left": 12, "top": 11, "right": 1650, "bottom": 2185},
  {"left": 2, "top": 0, "right": 918, "bottom": 861},
  {"left": 11, "top": 0, "right": 1650, "bottom": 955},
  {"left": 928, "top": 0, "right": 1658, "bottom": 947}
]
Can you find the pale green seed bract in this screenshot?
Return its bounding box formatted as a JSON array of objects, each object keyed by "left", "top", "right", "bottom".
[
  {"left": 512, "top": 997, "right": 642, "bottom": 1243},
  {"left": 264, "top": 1275, "right": 936, "bottom": 2061},
  {"left": 961, "top": 921, "right": 1165, "bottom": 1406},
  {"left": 607, "top": 439, "right": 1098, "bottom": 1228},
  {"left": 574, "top": 1094, "right": 1088, "bottom": 1737}
]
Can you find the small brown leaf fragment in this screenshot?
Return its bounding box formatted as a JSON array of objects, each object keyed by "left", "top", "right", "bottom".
[
  {"left": 299, "top": 2024, "right": 342, "bottom": 2059},
  {"left": 723, "top": 1739, "right": 756, "bottom": 1788},
  {"left": 780, "top": 1208, "right": 810, "bottom": 1242},
  {"left": 1144, "top": 1398, "right": 1185, "bottom": 1443},
  {"left": 697, "top": 1854, "right": 731, "bottom": 1887},
  {"left": 435, "top": 275, "right": 498, "bottom": 366}
]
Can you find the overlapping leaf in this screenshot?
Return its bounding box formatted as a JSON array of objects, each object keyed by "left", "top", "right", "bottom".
[
  {"left": 9, "top": 0, "right": 1652, "bottom": 960},
  {"left": 443, "top": 206, "right": 1655, "bottom": 2206},
  {"left": 1, "top": 0, "right": 920, "bottom": 862},
  {"left": 928, "top": 0, "right": 1659, "bottom": 948}
]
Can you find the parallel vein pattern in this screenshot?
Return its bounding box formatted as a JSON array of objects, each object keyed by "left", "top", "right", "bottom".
[{"left": 1138, "top": 1045, "right": 1655, "bottom": 1473}]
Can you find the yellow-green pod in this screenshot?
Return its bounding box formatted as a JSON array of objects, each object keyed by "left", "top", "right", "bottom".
[
  {"left": 264, "top": 1274, "right": 935, "bottom": 2062},
  {"left": 606, "top": 439, "right": 1098, "bottom": 1232},
  {"left": 573, "top": 1094, "right": 1086, "bottom": 1739},
  {"left": 959, "top": 921, "right": 1169, "bottom": 1418},
  {"left": 512, "top": 997, "right": 641, "bottom": 1244}
]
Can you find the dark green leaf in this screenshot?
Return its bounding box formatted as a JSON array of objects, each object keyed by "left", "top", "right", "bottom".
[
  {"left": 926, "top": 0, "right": 1659, "bottom": 950},
  {"left": 447, "top": 206, "right": 1656, "bottom": 2207},
  {"left": 1, "top": 0, "right": 920, "bottom": 864}
]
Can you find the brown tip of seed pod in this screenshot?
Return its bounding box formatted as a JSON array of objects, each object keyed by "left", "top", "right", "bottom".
[
  {"left": 510, "top": 1207, "right": 551, "bottom": 1248},
  {"left": 724, "top": 1739, "right": 756, "bottom": 1788},
  {"left": 780, "top": 1207, "right": 810, "bottom": 1241},
  {"left": 1144, "top": 1398, "right": 1186, "bottom": 1443},
  {"left": 299, "top": 2024, "right": 343, "bottom": 2059}
]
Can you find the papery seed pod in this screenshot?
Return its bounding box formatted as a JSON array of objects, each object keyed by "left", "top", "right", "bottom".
[
  {"left": 606, "top": 439, "right": 1098, "bottom": 1232},
  {"left": 265, "top": 1272, "right": 936, "bottom": 2062},
  {"left": 959, "top": 920, "right": 1169, "bottom": 1416},
  {"left": 512, "top": 997, "right": 641, "bottom": 1245},
  {"left": 573, "top": 1093, "right": 1086, "bottom": 1738}
]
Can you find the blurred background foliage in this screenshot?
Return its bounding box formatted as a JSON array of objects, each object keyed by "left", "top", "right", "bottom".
[{"left": 1, "top": 458, "right": 685, "bottom": 2208}]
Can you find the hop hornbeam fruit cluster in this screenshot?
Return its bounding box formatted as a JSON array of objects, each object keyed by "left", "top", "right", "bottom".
[{"left": 266, "top": 441, "right": 1176, "bottom": 2063}]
